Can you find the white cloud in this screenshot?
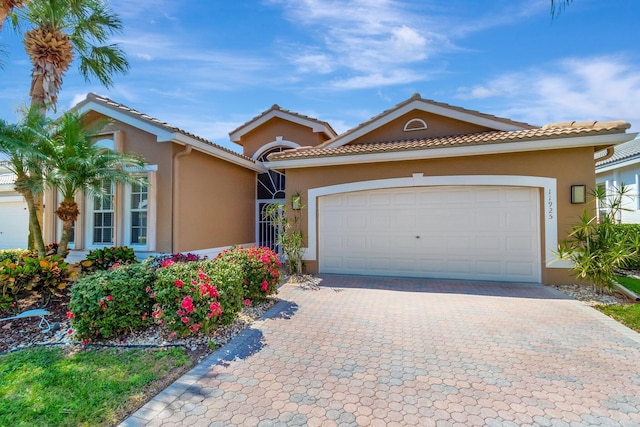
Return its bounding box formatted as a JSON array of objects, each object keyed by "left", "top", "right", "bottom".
[
  {"left": 267, "top": 0, "right": 539, "bottom": 90},
  {"left": 456, "top": 56, "right": 640, "bottom": 127}
]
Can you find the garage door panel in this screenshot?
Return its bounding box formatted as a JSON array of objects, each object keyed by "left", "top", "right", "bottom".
[
  {"left": 0, "top": 200, "right": 29, "bottom": 250},
  {"left": 319, "top": 186, "right": 541, "bottom": 282}
]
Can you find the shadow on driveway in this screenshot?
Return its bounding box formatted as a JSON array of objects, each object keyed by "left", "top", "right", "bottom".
[{"left": 314, "top": 273, "right": 572, "bottom": 300}]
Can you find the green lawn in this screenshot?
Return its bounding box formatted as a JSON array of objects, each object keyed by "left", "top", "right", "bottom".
[
  {"left": 615, "top": 275, "right": 640, "bottom": 294},
  {"left": 0, "top": 347, "right": 190, "bottom": 427},
  {"left": 596, "top": 304, "right": 640, "bottom": 333},
  {"left": 593, "top": 275, "right": 640, "bottom": 333}
]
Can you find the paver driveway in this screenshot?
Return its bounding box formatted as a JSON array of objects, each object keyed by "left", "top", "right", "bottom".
[{"left": 122, "top": 276, "right": 640, "bottom": 427}]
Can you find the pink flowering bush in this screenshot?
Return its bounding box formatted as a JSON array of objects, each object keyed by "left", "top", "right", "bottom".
[
  {"left": 152, "top": 260, "right": 243, "bottom": 335},
  {"left": 214, "top": 246, "right": 281, "bottom": 303},
  {"left": 68, "top": 263, "right": 155, "bottom": 341}
]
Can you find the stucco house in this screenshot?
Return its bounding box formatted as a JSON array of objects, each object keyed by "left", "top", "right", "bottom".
[
  {"left": 595, "top": 137, "right": 640, "bottom": 223},
  {"left": 2, "top": 93, "right": 637, "bottom": 284}
]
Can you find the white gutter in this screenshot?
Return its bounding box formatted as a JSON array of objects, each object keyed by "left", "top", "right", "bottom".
[{"left": 267, "top": 132, "right": 638, "bottom": 170}]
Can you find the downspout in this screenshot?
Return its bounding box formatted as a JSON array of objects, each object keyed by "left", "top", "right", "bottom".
[
  {"left": 596, "top": 146, "right": 615, "bottom": 164},
  {"left": 172, "top": 144, "right": 193, "bottom": 253}
]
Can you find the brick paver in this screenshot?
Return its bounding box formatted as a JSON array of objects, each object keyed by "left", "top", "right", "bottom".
[{"left": 121, "top": 276, "right": 640, "bottom": 426}]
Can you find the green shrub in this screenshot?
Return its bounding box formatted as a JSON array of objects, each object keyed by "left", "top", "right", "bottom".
[
  {"left": 611, "top": 224, "right": 640, "bottom": 269},
  {"left": 0, "top": 249, "right": 30, "bottom": 263},
  {"left": 152, "top": 259, "right": 243, "bottom": 336},
  {"left": 80, "top": 246, "right": 137, "bottom": 274},
  {"left": 68, "top": 263, "right": 155, "bottom": 342},
  {"left": 0, "top": 255, "right": 72, "bottom": 310},
  {"left": 215, "top": 246, "right": 281, "bottom": 303}
]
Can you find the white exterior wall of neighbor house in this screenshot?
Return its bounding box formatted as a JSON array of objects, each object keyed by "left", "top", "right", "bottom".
[{"left": 596, "top": 161, "right": 640, "bottom": 223}]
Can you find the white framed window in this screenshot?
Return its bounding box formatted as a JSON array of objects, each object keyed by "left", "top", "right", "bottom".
[
  {"left": 84, "top": 169, "right": 157, "bottom": 251},
  {"left": 124, "top": 177, "right": 149, "bottom": 249},
  {"left": 86, "top": 180, "right": 115, "bottom": 247}
]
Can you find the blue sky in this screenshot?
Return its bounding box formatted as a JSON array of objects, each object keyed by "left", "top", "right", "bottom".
[{"left": 1, "top": 0, "right": 639, "bottom": 152}]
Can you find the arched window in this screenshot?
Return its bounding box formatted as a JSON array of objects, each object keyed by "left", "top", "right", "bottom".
[
  {"left": 403, "top": 118, "right": 428, "bottom": 132},
  {"left": 257, "top": 147, "right": 287, "bottom": 200}
]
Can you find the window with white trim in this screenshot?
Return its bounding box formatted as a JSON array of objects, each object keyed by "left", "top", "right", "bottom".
[
  {"left": 92, "top": 180, "right": 115, "bottom": 245},
  {"left": 127, "top": 178, "right": 149, "bottom": 247}
]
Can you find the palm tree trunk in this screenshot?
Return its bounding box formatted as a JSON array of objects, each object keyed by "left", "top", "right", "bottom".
[
  {"left": 23, "top": 188, "right": 45, "bottom": 256},
  {"left": 55, "top": 199, "right": 79, "bottom": 258},
  {"left": 57, "top": 219, "right": 72, "bottom": 259}
]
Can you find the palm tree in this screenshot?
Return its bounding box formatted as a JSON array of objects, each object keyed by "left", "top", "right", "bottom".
[
  {"left": 0, "top": 107, "right": 51, "bottom": 256},
  {"left": 0, "top": 0, "right": 27, "bottom": 32},
  {"left": 48, "top": 111, "right": 146, "bottom": 257},
  {"left": 551, "top": 0, "right": 573, "bottom": 17},
  {"left": 10, "top": 0, "right": 129, "bottom": 112}
]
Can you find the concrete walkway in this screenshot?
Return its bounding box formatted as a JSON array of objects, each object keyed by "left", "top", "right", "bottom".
[{"left": 121, "top": 276, "right": 640, "bottom": 427}]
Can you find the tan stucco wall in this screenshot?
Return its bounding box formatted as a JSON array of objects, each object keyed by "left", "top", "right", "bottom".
[
  {"left": 349, "top": 111, "right": 495, "bottom": 144},
  {"left": 239, "top": 118, "right": 330, "bottom": 158},
  {"left": 285, "top": 147, "right": 596, "bottom": 285},
  {"left": 175, "top": 148, "right": 256, "bottom": 252},
  {"left": 50, "top": 113, "right": 256, "bottom": 254}
]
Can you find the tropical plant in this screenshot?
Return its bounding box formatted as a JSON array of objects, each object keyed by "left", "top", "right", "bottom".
[
  {"left": 79, "top": 246, "right": 137, "bottom": 273},
  {"left": 0, "top": 253, "right": 72, "bottom": 310},
  {"left": 556, "top": 184, "right": 640, "bottom": 291},
  {"left": 0, "top": 0, "right": 27, "bottom": 32},
  {"left": 264, "top": 199, "right": 305, "bottom": 276},
  {"left": 551, "top": 0, "right": 573, "bottom": 17},
  {"left": 9, "top": 0, "right": 129, "bottom": 111},
  {"left": 0, "top": 107, "right": 51, "bottom": 256},
  {"left": 47, "top": 111, "right": 146, "bottom": 257}
]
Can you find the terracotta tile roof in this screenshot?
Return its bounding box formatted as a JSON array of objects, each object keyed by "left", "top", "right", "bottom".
[
  {"left": 228, "top": 104, "right": 337, "bottom": 137},
  {"left": 317, "top": 93, "right": 536, "bottom": 148},
  {"left": 596, "top": 137, "right": 640, "bottom": 167},
  {"left": 82, "top": 94, "right": 253, "bottom": 161},
  {"left": 268, "top": 121, "right": 631, "bottom": 161}
]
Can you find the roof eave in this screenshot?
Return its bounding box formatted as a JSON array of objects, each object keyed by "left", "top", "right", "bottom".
[
  {"left": 229, "top": 109, "right": 335, "bottom": 143},
  {"left": 266, "top": 132, "right": 637, "bottom": 170},
  {"left": 596, "top": 154, "right": 640, "bottom": 173},
  {"left": 172, "top": 134, "right": 266, "bottom": 172},
  {"left": 322, "top": 99, "right": 533, "bottom": 149}
]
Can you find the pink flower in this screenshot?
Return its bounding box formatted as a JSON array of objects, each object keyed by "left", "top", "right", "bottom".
[
  {"left": 146, "top": 286, "right": 151, "bottom": 293},
  {"left": 181, "top": 296, "right": 194, "bottom": 313},
  {"left": 174, "top": 279, "right": 184, "bottom": 288},
  {"left": 81, "top": 339, "right": 91, "bottom": 345},
  {"left": 66, "top": 310, "right": 74, "bottom": 319},
  {"left": 208, "top": 286, "right": 218, "bottom": 298},
  {"left": 189, "top": 324, "right": 200, "bottom": 332},
  {"left": 181, "top": 316, "right": 190, "bottom": 323},
  {"left": 67, "top": 328, "right": 73, "bottom": 335},
  {"left": 106, "top": 295, "right": 113, "bottom": 301},
  {"left": 244, "top": 299, "right": 251, "bottom": 306},
  {"left": 161, "top": 259, "right": 175, "bottom": 268},
  {"left": 198, "top": 271, "right": 207, "bottom": 280},
  {"left": 141, "top": 313, "right": 147, "bottom": 321},
  {"left": 210, "top": 301, "right": 223, "bottom": 316},
  {"left": 261, "top": 281, "right": 269, "bottom": 292}
]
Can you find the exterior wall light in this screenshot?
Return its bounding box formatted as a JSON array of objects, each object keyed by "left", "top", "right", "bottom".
[
  {"left": 291, "top": 193, "right": 302, "bottom": 210},
  {"left": 571, "top": 185, "right": 587, "bottom": 204}
]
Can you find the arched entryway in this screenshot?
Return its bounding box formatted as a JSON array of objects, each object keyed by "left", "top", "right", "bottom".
[{"left": 256, "top": 147, "right": 287, "bottom": 251}]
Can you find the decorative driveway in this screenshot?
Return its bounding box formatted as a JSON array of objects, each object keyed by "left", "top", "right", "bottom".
[{"left": 121, "top": 276, "right": 640, "bottom": 427}]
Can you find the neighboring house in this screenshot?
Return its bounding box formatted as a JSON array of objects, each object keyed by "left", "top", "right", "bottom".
[
  {"left": 1, "top": 93, "right": 637, "bottom": 284},
  {"left": 0, "top": 160, "right": 28, "bottom": 250},
  {"left": 595, "top": 137, "right": 640, "bottom": 223}
]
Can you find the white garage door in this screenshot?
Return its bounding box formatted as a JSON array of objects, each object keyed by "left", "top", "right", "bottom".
[
  {"left": 319, "top": 186, "right": 541, "bottom": 282},
  {"left": 0, "top": 199, "right": 29, "bottom": 249}
]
